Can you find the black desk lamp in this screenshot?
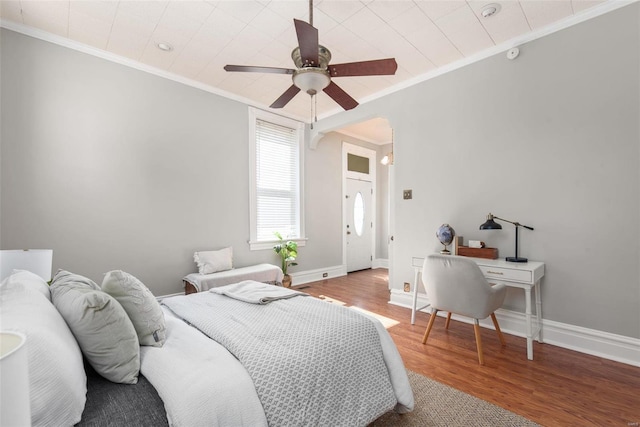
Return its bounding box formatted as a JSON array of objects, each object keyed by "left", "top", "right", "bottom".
[{"left": 479, "top": 213, "right": 534, "bottom": 263}]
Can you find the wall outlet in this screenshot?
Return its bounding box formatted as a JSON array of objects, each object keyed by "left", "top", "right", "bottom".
[
  {"left": 404, "top": 282, "right": 410, "bottom": 292},
  {"left": 322, "top": 272, "right": 328, "bottom": 278},
  {"left": 403, "top": 190, "right": 412, "bottom": 200}
]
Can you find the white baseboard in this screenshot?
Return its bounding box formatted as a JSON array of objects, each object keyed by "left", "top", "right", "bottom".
[
  {"left": 372, "top": 258, "right": 389, "bottom": 269},
  {"left": 390, "top": 289, "right": 640, "bottom": 367},
  {"left": 290, "top": 264, "right": 347, "bottom": 286}
]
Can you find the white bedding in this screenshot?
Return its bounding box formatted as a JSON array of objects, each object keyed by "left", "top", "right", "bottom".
[
  {"left": 140, "top": 307, "right": 267, "bottom": 427},
  {"left": 141, "top": 294, "right": 414, "bottom": 426}
]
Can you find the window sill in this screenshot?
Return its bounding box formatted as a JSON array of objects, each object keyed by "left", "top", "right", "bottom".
[{"left": 249, "top": 238, "right": 308, "bottom": 251}]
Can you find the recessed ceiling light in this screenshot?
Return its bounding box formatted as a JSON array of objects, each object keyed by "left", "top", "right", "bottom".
[
  {"left": 157, "top": 42, "right": 173, "bottom": 52},
  {"left": 481, "top": 3, "right": 501, "bottom": 18}
]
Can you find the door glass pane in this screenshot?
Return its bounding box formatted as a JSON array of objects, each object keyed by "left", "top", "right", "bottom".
[
  {"left": 347, "top": 153, "right": 369, "bottom": 174},
  {"left": 354, "top": 192, "right": 364, "bottom": 236}
]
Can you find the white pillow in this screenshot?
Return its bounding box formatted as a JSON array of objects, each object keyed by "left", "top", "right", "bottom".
[
  {"left": 102, "top": 270, "right": 166, "bottom": 347},
  {"left": 194, "top": 247, "right": 233, "bottom": 275},
  {"left": 0, "top": 269, "right": 51, "bottom": 300},
  {"left": 50, "top": 270, "right": 140, "bottom": 384},
  {"left": 0, "top": 272, "right": 86, "bottom": 426}
]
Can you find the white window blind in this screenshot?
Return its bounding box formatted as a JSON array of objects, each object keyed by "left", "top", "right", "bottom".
[{"left": 255, "top": 118, "right": 301, "bottom": 242}]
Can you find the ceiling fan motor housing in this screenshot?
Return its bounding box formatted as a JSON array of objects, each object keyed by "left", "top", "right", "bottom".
[{"left": 291, "top": 45, "right": 332, "bottom": 69}]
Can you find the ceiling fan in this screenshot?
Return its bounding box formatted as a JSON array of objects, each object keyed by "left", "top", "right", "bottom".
[{"left": 223, "top": 1, "right": 397, "bottom": 112}]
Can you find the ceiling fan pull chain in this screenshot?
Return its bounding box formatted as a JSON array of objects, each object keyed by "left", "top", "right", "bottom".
[
  {"left": 310, "top": 94, "right": 314, "bottom": 130},
  {"left": 314, "top": 93, "right": 318, "bottom": 124}
]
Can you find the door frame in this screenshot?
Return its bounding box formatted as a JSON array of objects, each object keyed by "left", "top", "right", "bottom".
[
  {"left": 387, "top": 152, "right": 395, "bottom": 290},
  {"left": 342, "top": 142, "right": 376, "bottom": 271}
]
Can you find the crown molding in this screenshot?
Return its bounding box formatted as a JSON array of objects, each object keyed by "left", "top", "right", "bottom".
[{"left": 0, "top": 19, "right": 307, "bottom": 124}]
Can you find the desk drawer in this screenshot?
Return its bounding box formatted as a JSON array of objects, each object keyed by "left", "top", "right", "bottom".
[{"left": 479, "top": 266, "right": 532, "bottom": 283}]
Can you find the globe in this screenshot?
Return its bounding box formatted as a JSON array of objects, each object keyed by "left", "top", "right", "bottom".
[{"left": 436, "top": 224, "right": 456, "bottom": 254}]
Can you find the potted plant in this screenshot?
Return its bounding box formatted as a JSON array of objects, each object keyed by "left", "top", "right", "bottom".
[{"left": 273, "top": 232, "right": 298, "bottom": 288}]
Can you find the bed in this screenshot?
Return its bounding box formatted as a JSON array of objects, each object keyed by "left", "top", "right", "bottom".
[{"left": 0, "top": 270, "right": 414, "bottom": 426}]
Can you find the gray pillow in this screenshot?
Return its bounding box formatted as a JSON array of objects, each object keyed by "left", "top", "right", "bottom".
[
  {"left": 102, "top": 270, "right": 166, "bottom": 347},
  {"left": 50, "top": 268, "right": 101, "bottom": 290},
  {"left": 50, "top": 270, "right": 140, "bottom": 384}
]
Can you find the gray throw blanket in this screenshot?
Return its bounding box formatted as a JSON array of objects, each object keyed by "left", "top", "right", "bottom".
[
  {"left": 209, "top": 280, "right": 306, "bottom": 304},
  {"left": 163, "top": 290, "right": 397, "bottom": 427}
]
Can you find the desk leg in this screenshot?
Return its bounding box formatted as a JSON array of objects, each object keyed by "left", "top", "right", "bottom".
[
  {"left": 535, "top": 281, "right": 543, "bottom": 343},
  {"left": 411, "top": 269, "right": 420, "bottom": 325},
  {"left": 525, "top": 288, "right": 534, "bottom": 360}
]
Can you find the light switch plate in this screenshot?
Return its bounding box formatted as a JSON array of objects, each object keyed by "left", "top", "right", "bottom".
[{"left": 403, "top": 190, "right": 412, "bottom": 200}]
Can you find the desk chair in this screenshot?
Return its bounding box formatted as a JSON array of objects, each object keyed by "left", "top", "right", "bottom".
[{"left": 421, "top": 254, "right": 507, "bottom": 365}]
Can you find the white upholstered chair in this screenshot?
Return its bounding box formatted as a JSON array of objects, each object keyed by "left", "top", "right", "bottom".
[{"left": 421, "top": 254, "right": 507, "bottom": 365}]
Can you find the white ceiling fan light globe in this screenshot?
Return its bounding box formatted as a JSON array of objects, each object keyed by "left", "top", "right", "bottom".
[{"left": 293, "top": 69, "right": 331, "bottom": 95}]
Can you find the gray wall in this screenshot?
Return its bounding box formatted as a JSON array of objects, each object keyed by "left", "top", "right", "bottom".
[
  {"left": 0, "top": 29, "right": 343, "bottom": 295},
  {"left": 1, "top": 3, "right": 638, "bottom": 339},
  {"left": 315, "top": 4, "right": 640, "bottom": 339}
]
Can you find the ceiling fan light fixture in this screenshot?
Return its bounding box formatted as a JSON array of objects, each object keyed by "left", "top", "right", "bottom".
[{"left": 293, "top": 69, "right": 330, "bottom": 95}]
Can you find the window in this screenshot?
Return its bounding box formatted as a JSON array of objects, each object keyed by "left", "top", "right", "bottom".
[
  {"left": 249, "top": 108, "right": 305, "bottom": 250},
  {"left": 347, "top": 153, "right": 370, "bottom": 174}
]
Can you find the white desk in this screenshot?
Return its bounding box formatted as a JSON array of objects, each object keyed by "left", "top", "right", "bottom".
[{"left": 411, "top": 256, "right": 545, "bottom": 360}]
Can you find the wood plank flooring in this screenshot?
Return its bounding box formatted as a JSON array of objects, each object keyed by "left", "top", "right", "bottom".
[{"left": 295, "top": 268, "right": 640, "bottom": 426}]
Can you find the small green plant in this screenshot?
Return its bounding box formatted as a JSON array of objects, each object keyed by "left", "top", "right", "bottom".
[{"left": 273, "top": 232, "right": 298, "bottom": 275}]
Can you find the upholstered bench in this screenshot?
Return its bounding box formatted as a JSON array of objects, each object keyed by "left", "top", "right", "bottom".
[{"left": 183, "top": 263, "right": 284, "bottom": 294}]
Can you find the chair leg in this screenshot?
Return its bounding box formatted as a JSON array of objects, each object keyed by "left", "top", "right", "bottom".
[
  {"left": 422, "top": 309, "right": 439, "bottom": 344},
  {"left": 491, "top": 313, "right": 506, "bottom": 346},
  {"left": 444, "top": 312, "right": 452, "bottom": 329},
  {"left": 473, "top": 319, "right": 484, "bottom": 365}
]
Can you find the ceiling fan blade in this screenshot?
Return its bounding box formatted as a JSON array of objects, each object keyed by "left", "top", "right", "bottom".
[
  {"left": 294, "top": 19, "right": 319, "bottom": 66},
  {"left": 224, "top": 65, "right": 295, "bottom": 75},
  {"left": 328, "top": 58, "right": 398, "bottom": 77},
  {"left": 323, "top": 81, "right": 358, "bottom": 110},
  {"left": 270, "top": 85, "right": 301, "bottom": 108}
]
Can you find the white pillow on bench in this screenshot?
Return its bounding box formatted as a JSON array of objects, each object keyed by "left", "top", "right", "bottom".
[{"left": 194, "top": 247, "right": 233, "bottom": 275}]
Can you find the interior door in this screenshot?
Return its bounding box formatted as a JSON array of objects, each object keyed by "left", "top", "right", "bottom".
[{"left": 346, "top": 178, "right": 373, "bottom": 272}]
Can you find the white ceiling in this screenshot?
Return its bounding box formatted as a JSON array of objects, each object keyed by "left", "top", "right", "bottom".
[
  {"left": 338, "top": 117, "right": 392, "bottom": 145},
  {"left": 0, "top": 0, "right": 617, "bottom": 130}
]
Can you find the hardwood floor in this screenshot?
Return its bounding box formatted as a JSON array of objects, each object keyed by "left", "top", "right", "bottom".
[{"left": 295, "top": 269, "right": 640, "bottom": 426}]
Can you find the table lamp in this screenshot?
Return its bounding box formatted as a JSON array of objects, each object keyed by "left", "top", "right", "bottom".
[
  {"left": 479, "top": 213, "right": 534, "bottom": 263},
  {"left": 0, "top": 249, "right": 53, "bottom": 282}
]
